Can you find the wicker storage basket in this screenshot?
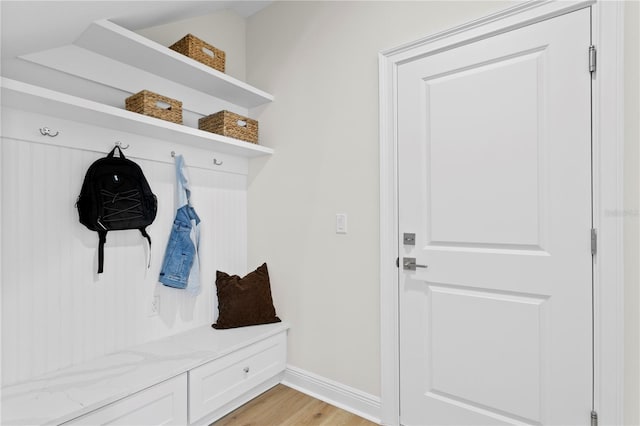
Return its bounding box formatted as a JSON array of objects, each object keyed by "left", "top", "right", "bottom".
[
  {"left": 125, "top": 90, "right": 182, "bottom": 124},
  {"left": 199, "top": 110, "right": 258, "bottom": 144},
  {"left": 169, "top": 34, "right": 226, "bottom": 73}
]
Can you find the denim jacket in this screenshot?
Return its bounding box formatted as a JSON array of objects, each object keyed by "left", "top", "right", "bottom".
[{"left": 159, "top": 155, "right": 201, "bottom": 293}]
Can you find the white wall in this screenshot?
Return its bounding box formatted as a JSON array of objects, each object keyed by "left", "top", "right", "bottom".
[
  {"left": 245, "top": 1, "right": 516, "bottom": 397},
  {"left": 624, "top": 1, "right": 640, "bottom": 425},
  {"left": 136, "top": 9, "right": 246, "bottom": 81}
]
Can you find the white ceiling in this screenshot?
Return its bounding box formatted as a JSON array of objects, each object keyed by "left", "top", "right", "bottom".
[{"left": 0, "top": 1, "right": 271, "bottom": 61}]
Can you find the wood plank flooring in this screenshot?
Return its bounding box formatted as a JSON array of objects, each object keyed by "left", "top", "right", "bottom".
[{"left": 212, "top": 384, "right": 378, "bottom": 426}]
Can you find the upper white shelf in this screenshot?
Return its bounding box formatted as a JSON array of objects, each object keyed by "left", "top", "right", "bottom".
[
  {"left": 1, "top": 78, "right": 274, "bottom": 158},
  {"left": 73, "top": 20, "right": 274, "bottom": 109}
]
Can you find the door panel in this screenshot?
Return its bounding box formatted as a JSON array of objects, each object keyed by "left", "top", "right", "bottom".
[
  {"left": 427, "top": 50, "right": 543, "bottom": 248},
  {"left": 429, "top": 285, "right": 547, "bottom": 422},
  {"left": 398, "top": 8, "right": 592, "bottom": 425}
]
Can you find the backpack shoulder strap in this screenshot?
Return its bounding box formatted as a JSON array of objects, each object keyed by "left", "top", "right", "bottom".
[
  {"left": 96, "top": 229, "right": 150, "bottom": 274},
  {"left": 139, "top": 227, "right": 152, "bottom": 269},
  {"left": 97, "top": 230, "right": 107, "bottom": 274}
]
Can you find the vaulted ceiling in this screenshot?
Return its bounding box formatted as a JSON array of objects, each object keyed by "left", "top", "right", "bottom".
[{"left": 1, "top": 1, "right": 270, "bottom": 61}]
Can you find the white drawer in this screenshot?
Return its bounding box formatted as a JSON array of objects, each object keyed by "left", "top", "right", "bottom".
[
  {"left": 63, "top": 374, "right": 187, "bottom": 425},
  {"left": 188, "top": 331, "right": 286, "bottom": 424}
]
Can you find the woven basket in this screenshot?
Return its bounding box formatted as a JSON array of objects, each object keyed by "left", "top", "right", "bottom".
[
  {"left": 125, "top": 90, "right": 182, "bottom": 124},
  {"left": 169, "top": 34, "right": 226, "bottom": 73},
  {"left": 199, "top": 111, "right": 258, "bottom": 144}
]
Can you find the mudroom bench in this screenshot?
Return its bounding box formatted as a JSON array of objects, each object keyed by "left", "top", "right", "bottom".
[{"left": 2, "top": 322, "right": 289, "bottom": 425}]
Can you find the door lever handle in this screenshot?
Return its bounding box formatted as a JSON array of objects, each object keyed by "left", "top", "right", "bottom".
[{"left": 403, "top": 257, "right": 428, "bottom": 271}]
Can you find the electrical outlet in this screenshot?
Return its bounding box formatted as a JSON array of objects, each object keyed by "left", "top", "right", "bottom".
[{"left": 149, "top": 295, "right": 160, "bottom": 317}]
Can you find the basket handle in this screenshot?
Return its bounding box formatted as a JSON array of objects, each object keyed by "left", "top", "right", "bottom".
[
  {"left": 236, "top": 120, "right": 247, "bottom": 128},
  {"left": 202, "top": 47, "right": 215, "bottom": 58},
  {"left": 155, "top": 100, "right": 172, "bottom": 111}
]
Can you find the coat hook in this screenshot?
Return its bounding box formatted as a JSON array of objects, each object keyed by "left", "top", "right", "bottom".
[
  {"left": 39, "top": 127, "right": 59, "bottom": 137},
  {"left": 115, "top": 141, "right": 130, "bottom": 149},
  {"left": 171, "top": 151, "right": 176, "bottom": 158},
  {"left": 213, "top": 158, "right": 223, "bottom": 166}
]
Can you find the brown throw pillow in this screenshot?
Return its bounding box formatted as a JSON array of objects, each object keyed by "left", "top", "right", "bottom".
[{"left": 212, "top": 263, "right": 281, "bottom": 329}]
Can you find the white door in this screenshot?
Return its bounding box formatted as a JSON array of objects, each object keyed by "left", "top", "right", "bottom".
[{"left": 398, "top": 8, "right": 592, "bottom": 425}]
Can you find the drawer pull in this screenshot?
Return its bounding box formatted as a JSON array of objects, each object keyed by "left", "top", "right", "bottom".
[{"left": 243, "top": 366, "right": 250, "bottom": 374}]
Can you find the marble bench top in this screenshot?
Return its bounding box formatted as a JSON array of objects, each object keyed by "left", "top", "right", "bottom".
[{"left": 2, "top": 322, "right": 289, "bottom": 425}]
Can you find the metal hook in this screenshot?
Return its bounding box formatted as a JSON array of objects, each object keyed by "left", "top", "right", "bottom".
[
  {"left": 213, "top": 158, "right": 223, "bottom": 166},
  {"left": 115, "top": 141, "right": 130, "bottom": 149},
  {"left": 171, "top": 151, "right": 176, "bottom": 158},
  {"left": 39, "top": 127, "right": 59, "bottom": 137}
]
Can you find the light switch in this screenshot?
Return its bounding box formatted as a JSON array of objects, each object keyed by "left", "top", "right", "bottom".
[{"left": 336, "top": 213, "right": 347, "bottom": 234}]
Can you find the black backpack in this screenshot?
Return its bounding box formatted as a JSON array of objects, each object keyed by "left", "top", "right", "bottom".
[{"left": 77, "top": 146, "right": 158, "bottom": 273}]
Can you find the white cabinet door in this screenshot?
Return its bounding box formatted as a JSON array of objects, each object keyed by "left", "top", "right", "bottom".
[
  {"left": 398, "top": 7, "right": 592, "bottom": 425},
  {"left": 64, "top": 374, "right": 187, "bottom": 425},
  {"left": 189, "top": 332, "right": 286, "bottom": 424}
]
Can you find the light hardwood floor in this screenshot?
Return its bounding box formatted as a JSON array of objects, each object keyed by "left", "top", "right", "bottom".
[{"left": 212, "top": 384, "right": 378, "bottom": 426}]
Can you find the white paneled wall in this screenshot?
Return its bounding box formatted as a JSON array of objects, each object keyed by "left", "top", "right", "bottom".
[{"left": 1, "top": 109, "right": 248, "bottom": 386}]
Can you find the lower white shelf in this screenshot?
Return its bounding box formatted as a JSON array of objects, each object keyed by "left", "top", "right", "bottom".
[
  {"left": 1, "top": 322, "right": 289, "bottom": 425},
  {"left": 0, "top": 77, "right": 274, "bottom": 158}
]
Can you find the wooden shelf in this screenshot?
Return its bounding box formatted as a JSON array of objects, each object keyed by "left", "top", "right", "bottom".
[
  {"left": 1, "top": 78, "right": 274, "bottom": 158},
  {"left": 74, "top": 20, "right": 273, "bottom": 109}
]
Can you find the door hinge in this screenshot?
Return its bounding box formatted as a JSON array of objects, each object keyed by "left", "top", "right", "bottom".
[
  {"left": 591, "top": 410, "right": 598, "bottom": 426},
  {"left": 589, "top": 45, "right": 597, "bottom": 73},
  {"left": 396, "top": 257, "right": 399, "bottom": 268},
  {"left": 591, "top": 228, "right": 598, "bottom": 256}
]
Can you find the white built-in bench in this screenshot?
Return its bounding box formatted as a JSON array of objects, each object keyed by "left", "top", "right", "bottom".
[{"left": 1, "top": 322, "right": 289, "bottom": 425}]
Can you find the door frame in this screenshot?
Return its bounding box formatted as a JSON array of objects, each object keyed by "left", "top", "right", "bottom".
[{"left": 378, "top": 1, "right": 625, "bottom": 425}]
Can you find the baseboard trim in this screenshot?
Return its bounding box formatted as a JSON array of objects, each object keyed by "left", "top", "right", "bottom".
[{"left": 282, "top": 365, "right": 382, "bottom": 424}]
